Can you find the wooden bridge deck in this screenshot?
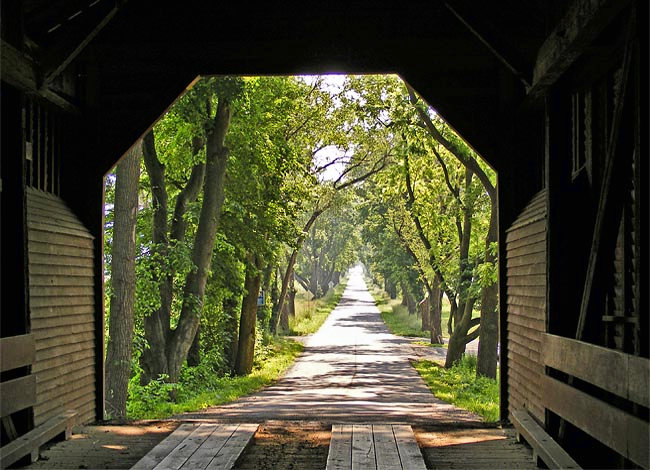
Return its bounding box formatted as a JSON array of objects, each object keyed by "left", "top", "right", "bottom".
[
  {"left": 326, "top": 424, "right": 426, "bottom": 470},
  {"left": 131, "top": 423, "right": 258, "bottom": 470}
]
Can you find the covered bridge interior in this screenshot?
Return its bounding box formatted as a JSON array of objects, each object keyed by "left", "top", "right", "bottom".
[{"left": 1, "top": 0, "right": 647, "bottom": 468}]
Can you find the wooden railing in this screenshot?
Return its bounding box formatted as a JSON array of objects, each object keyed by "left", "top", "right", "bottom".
[
  {"left": 541, "top": 333, "right": 649, "bottom": 469},
  {"left": 0, "top": 334, "right": 76, "bottom": 469}
]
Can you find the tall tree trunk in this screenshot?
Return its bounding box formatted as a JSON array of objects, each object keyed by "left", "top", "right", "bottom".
[
  {"left": 140, "top": 130, "right": 205, "bottom": 384},
  {"left": 167, "top": 97, "right": 232, "bottom": 383},
  {"left": 401, "top": 282, "right": 409, "bottom": 307},
  {"left": 235, "top": 257, "right": 263, "bottom": 375},
  {"left": 187, "top": 324, "right": 201, "bottom": 367},
  {"left": 429, "top": 281, "right": 443, "bottom": 344},
  {"left": 105, "top": 142, "right": 141, "bottom": 419},
  {"left": 420, "top": 295, "right": 431, "bottom": 331},
  {"left": 273, "top": 208, "right": 324, "bottom": 333},
  {"left": 223, "top": 295, "right": 240, "bottom": 373},
  {"left": 476, "top": 206, "right": 499, "bottom": 378}
]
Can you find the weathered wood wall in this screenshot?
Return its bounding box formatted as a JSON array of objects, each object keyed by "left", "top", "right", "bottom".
[
  {"left": 505, "top": 190, "right": 546, "bottom": 423},
  {"left": 26, "top": 188, "right": 96, "bottom": 426}
]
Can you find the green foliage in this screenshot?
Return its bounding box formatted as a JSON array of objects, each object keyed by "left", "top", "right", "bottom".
[
  {"left": 414, "top": 356, "right": 499, "bottom": 422},
  {"left": 126, "top": 338, "right": 302, "bottom": 419}
]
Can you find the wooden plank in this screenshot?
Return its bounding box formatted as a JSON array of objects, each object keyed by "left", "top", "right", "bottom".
[
  {"left": 34, "top": 396, "right": 93, "bottom": 428},
  {"left": 393, "top": 425, "right": 426, "bottom": 470},
  {"left": 28, "top": 229, "right": 94, "bottom": 249},
  {"left": 31, "top": 322, "right": 94, "bottom": 340},
  {"left": 30, "top": 296, "right": 94, "bottom": 309},
  {"left": 506, "top": 262, "right": 546, "bottom": 277},
  {"left": 507, "top": 312, "right": 545, "bottom": 328},
  {"left": 29, "top": 274, "right": 95, "bottom": 288},
  {"left": 0, "top": 410, "right": 77, "bottom": 469},
  {"left": 205, "top": 423, "right": 258, "bottom": 469},
  {"left": 153, "top": 423, "right": 216, "bottom": 469},
  {"left": 29, "top": 252, "right": 95, "bottom": 268},
  {"left": 30, "top": 285, "right": 95, "bottom": 298},
  {"left": 35, "top": 331, "right": 95, "bottom": 350},
  {"left": 36, "top": 368, "right": 95, "bottom": 395},
  {"left": 351, "top": 425, "right": 376, "bottom": 470},
  {"left": 181, "top": 424, "right": 236, "bottom": 468},
  {"left": 507, "top": 304, "right": 545, "bottom": 320},
  {"left": 505, "top": 220, "right": 546, "bottom": 242},
  {"left": 511, "top": 410, "right": 580, "bottom": 469},
  {"left": 507, "top": 285, "right": 546, "bottom": 298},
  {"left": 29, "top": 264, "right": 94, "bottom": 277},
  {"left": 506, "top": 240, "right": 546, "bottom": 259},
  {"left": 506, "top": 275, "right": 546, "bottom": 287},
  {"left": 0, "top": 334, "right": 35, "bottom": 372},
  {"left": 0, "top": 375, "right": 36, "bottom": 416},
  {"left": 542, "top": 334, "right": 649, "bottom": 408},
  {"left": 132, "top": 423, "right": 198, "bottom": 470},
  {"left": 506, "top": 294, "right": 546, "bottom": 308},
  {"left": 507, "top": 322, "right": 542, "bottom": 342},
  {"left": 26, "top": 205, "right": 82, "bottom": 224},
  {"left": 542, "top": 375, "right": 649, "bottom": 468},
  {"left": 32, "top": 314, "right": 94, "bottom": 330},
  {"left": 32, "top": 348, "right": 94, "bottom": 374},
  {"left": 33, "top": 355, "right": 95, "bottom": 384},
  {"left": 372, "top": 425, "right": 402, "bottom": 470},
  {"left": 27, "top": 221, "right": 94, "bottom": 240},
  {"left": 29, "top": 241, "right": 93, "bottom": 258},
  {"left": 34, "top": 339, "right": 95, "bottom": 362},
  {"left": 506, "top": 231, "right": 546, "bottom": 251},
  {"left": 327, "top": 424, "right": 352, "bottom": 470},
  {"left": 35, "top": 375, "right": 95, "bottom": 408},
  {"left": 506, "top": 251, "right": 546, "bottom": 267}
]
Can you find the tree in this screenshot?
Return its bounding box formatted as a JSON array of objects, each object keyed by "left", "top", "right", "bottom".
[
  {"left": 140, "top": 77, "right": 239, "bottom": 384},
  {"left": 105, "top": 141, "right": 141, "bottom": 418}
]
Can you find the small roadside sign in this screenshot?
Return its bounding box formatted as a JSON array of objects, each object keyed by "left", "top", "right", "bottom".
[{"left": 257, "top": 290, "right": 265, "bottom": 306}]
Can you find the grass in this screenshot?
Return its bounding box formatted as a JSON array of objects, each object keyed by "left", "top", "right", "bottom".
[
  {"left": 126, "top": 338, "right": 303, "bottom": 420},
  {"left": 367, "top": 283, "right": 451, "bottom": 339},
  {"left": 288, "top": 278, "right": 347, "bottom": 335},
  {"left": 414, "top": 355, "right": 500, "bottom": 422}
]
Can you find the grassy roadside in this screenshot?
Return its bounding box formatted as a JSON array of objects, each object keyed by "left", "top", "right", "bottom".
[
  {"left": 126, "top": 338, "right": 302, "bottom": 419},
  {"left": 414, "top": 356, "right": 500, "bottom": 422},
  {"left": 288, "top": 277, "right": 347, "bottom": 335},
  {"left": 367, "top": 280, "right": 499, "bottom": 422}
]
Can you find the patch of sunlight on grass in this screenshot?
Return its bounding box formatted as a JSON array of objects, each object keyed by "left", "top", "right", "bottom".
[
  {"left": 288, "top": 278, "right": 347, "bottom": 335},
  {"left": 127, "top": 338, "right": 303, "bottom": 420},
  {"left": 414, "top": 355, "right": 500, "bottom": 422}
]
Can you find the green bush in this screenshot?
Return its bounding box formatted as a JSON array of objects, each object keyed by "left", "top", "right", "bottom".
[
  {"left": 126, "top": 338, "right": 302, "bottom": 419},
  {"left": 414, "top": 355, "right": 499, "bottom": 422}
]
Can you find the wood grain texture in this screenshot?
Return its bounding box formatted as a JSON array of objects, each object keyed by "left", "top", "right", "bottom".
[{"left": 27, "top": 189, "right": 96, "bottom": 427}]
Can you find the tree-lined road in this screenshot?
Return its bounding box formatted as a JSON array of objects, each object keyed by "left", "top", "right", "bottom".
[{"left": 182, "top": 267, "right": 482, "bottom": 424}]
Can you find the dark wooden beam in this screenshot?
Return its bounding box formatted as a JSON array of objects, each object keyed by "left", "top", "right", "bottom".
[
  {"left": 527, "top": 0, "right": 632, "bottom": 100},
  {"left": 443, "top": 1, "right": 532, "bottom": 88},
  {"left": 1, "top": 40, "right": 79, "bottom": 114},
  {"left": 43, "top": 5, "right": 120, "bottom": 86}
]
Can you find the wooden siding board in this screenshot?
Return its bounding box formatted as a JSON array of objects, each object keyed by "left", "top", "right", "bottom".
[
  {"left": 31, "top": 321, "right": 95, "bottom": 340},
  {"left": 33, "top": 356, "right": 96, "bottom": 383},
  {"left": 29, "top": 264, "right": 95, "bottom": 277},
  {"left": 30, "top": 296, "right": 94, "bottom": 309},
  {"left": 29, "top": 242, "right": 94, "bottom": 258},
  {"left": 30, "top": 286, "right": 95, "bottom": 297},
  {"left": 507, "top": 312, "right": 545, "bottom": 328},
  {"left": 29, "top": 274, "right": 95, "bottom": 287},
  {"left": 507, "top": 285, "right": 546, "bottom": 297},
  {"left": 506, "top": 252, "right": 546, "bottom": 267},
  {"left": 506, "top": 294, "right": 546, "bottom": 308},
  {"left": 542, "top": 334, "right": 650, "bottom": 408},
  {"left": 27, "top": 221, "right": 94, "bottom": 240},
  {"left": 506, "top": 275, "right": 547, "bottom": 287},
  {"left": 506, "top": 263, "right": 546, "bottom": 276},
  {"left": 28, "top": 230, "right": 94, "bottom": 249},
  {"left": 506, "top": 241, "right": 547, "bottom": 258},
  {"left": 507, "top": 304, "right": 546, "bottom": 320},
  {"left": 32, "top": 348, "right": 95, "bottom": 375},
  {"left": 505, "top": 220, "right": 546, "bottom": 242},
  {"left": 542, "top": 376, "right": 649, "bottom": 468},
  {"left": 31, "top": 313, "right": 95, "bottom": 328},
  {"left": 0, "top": 334, "right": 35, "bottom": 371},
  {"left": 34, "top": 332, "right": 95, "bottom": 351}
]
